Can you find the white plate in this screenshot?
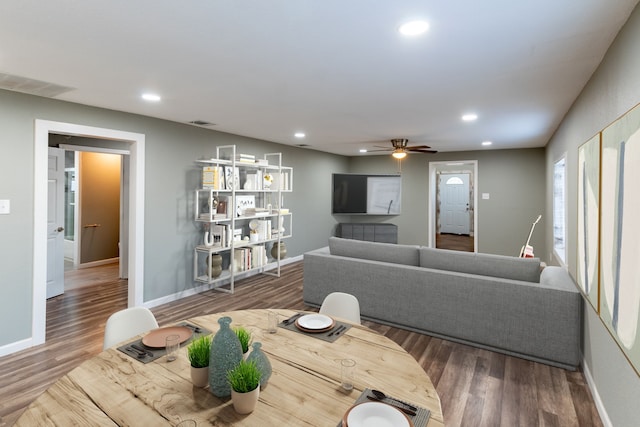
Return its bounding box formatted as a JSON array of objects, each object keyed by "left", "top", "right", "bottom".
[
  {"left": 296, "top": 314, "right": 333, "bottom": 330},
  {"left": 346, "top": 402, "right": 412, "bottom": 427},
  {"left": 248, "top": 219, "right": 259, "bottom": 230}
]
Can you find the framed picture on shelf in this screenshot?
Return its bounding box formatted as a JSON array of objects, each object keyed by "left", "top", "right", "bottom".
[{"left": 235, "top": 195, "right": 256, "bottom": 217}]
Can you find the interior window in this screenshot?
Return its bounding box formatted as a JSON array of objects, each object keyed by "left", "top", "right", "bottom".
[{"left": 553, "top": 156, "right": 566, "bottom": 264}]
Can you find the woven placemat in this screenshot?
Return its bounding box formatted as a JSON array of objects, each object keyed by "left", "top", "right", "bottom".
[
  {"left": 117, "top": 322, "right": 212, "bottom": 364},
  {"left": 337, "top": 388, "right": 431, "bottom": 427},
  {"left": 278, "top": 314, "right": 352, "bottom": 343}
]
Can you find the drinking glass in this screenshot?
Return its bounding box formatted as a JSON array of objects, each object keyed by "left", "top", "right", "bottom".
[
  {"left": 165, "top": 334, "right": 180, "bottom": 362},
  {"left": 267, "top": 311, "right": 278, "bottom": 334},
  {"left": 341, "top": 359, "right": 356, "bottom": 391}
]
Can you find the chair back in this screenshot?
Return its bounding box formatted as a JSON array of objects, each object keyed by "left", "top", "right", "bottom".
[
  {"left": 103, "top": 306, "right": 159, "bottom": 350},
  {"left": 319, "top": 292, "right": 361, "bottom": 324}
]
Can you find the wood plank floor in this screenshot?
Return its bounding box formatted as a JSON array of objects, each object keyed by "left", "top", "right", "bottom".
[
  {"left": 436, "top": 233, "right": 475, "bottom": 252},
  {"left": 0, "top": 262, "right": 602, "bottom": 427}
]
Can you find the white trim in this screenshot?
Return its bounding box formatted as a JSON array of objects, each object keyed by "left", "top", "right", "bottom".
[
  {"left": 582, "top": 357, "right": 612, "bottom": 427},
  {"left": 76, "top": 257, "right": 119, "bottom": 269},
  {"left": 58, "top": 143, "right": 130, "bottom": 155},
  {"left": 428, "top": 160, "right": 478, "bottom": 251},
  {"left": 32, "top": 120, "right": 145, "bottom": 350},
  {"left": 0, "top": 338, "right": 36, "bottom": 358}
]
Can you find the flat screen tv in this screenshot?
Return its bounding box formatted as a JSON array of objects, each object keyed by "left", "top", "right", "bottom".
[{"left": 332, "top": 174, "right": 401, "bottom": 215}]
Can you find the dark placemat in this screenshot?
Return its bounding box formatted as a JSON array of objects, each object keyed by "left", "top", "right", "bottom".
[
  {"left": 117, "top": 322, "right": 212, "bottom": 364},
  {"left": 337, "top": 387, "right": 431, "bottom": 427},
  {"left": 278, "top": 314, "right": 352, "bottom": 343}
]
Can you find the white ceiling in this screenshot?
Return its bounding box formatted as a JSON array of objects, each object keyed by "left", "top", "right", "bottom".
[{"left": 1, "top": 1, "right": 638, "bottom": 156}]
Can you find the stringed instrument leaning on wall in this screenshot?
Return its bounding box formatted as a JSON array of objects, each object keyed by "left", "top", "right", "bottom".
[{"left": 519, "top": 215, "right": 542, "bottom": 258}]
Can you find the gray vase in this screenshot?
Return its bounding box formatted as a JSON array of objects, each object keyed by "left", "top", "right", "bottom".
[
  {"left": 247, "top": 342, "right": 272, "bottom": 389},
  {"left": 206, "top": 254, "right": 223, "bottom": 278},
  {"left": 270, "top": 242, "right": 287, "bottom": 260},
  {"left": 209, "top": 316, "right": 243, "bottom": 397}
]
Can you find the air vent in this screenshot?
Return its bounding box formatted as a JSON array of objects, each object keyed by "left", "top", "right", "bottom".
[
  {"left": 188, "top": 120, "right": 216, "bottom": 126},
  {"left": 0, "top": 72, "right": 75, "bottom": 98}
]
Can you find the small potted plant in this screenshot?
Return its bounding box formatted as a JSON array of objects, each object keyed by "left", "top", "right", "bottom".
[
  {"left": 227, "top": 360, "right": 262, "bottom": 414},
  {"left": 187, "top": 335, "right": 212, "bottom": 387},
  {"left": 234, "top": 326, "right": 252, "bottom": 359}
]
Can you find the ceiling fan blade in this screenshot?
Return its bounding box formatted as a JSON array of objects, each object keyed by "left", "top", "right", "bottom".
[
  {"left": 408, "top": 148, "right": 438, "bottom": 153},
  {"left": 405, "top": 145, "right": 432, "bottom": 150},
  {"left": 367, "top": 148, "right": 393, "bottom": 152}
]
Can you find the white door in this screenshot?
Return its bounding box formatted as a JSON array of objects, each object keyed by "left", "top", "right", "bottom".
[
  {"left": 439, "top": 173, "right": 470, "bottom": 235},
  {"left": 47, "top": 147, "right": 65, "bottom": 298}
]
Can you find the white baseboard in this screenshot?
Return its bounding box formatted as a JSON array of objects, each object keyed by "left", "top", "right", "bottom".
[
  {"left": 143, "top": 255, "right": 303, "bottom": 309},
  {"left": 582, "top": 357, "right": 612, "bottom": 427},
  {"left": 0, "top": 337, "right": 35, "bottom": 358},
  {"left": 77, "top": 257, "right": 119, "bottom": 269}
]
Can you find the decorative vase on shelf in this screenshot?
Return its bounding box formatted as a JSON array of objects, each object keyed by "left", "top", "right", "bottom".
[
  {"left": 247, "top": 342, "right": 272, "bottom": 389},
  {"left": 209, "top": 317, "right": 243, "bottom": 397},
  {"left": 271, "top": 242, "right": 287, "bottom": 260},
  {"left": 206, "top": 254, "right": 223, "bottom": 279}
]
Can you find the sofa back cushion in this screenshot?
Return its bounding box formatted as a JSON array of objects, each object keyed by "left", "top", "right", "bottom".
[
  {"left": 419, "top": 247, "right": 541, "bottom": 282},
  {"left": 329, "top": 237, "right": 419, "bottom": 266}
]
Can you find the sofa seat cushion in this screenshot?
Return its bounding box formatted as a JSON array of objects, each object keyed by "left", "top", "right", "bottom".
[
  {"left": 328, "top": 237, "right": 419, "bottom": 266},
  {"left": 419, "top": 247, "right": 541, "bottom": 282}
]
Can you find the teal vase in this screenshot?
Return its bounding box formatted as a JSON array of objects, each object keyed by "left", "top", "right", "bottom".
[
  {"left": 247, "top": 342, "right": 272, "bottom": 389},
  {"left": 209, "top": 316, "right": 243, "bottom": 397}
]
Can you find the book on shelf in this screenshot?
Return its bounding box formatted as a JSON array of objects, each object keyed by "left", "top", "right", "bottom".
[
  {"left": 233, "top": 245, "right": 267, "bottom": 272},
  {"left": 269, "top": 171, "right": 290, "bottom": 191},
  {"left": 236, "top": 153, "right": 255, "bottom": 162},
  {"left": 202, "top": 166, "right": 225, "bottom": 190},
  {"left": 257, "top": 220, "right": 271, "bottom": 240},
  {"left": 242, "top": 170, "right": 263, "bottom": 190},
  {"left": 210, "top": 224, "right": 227, "bottom": 247},
  {"left": 224, "top": 166, "right": 240, "bottom": 190}
]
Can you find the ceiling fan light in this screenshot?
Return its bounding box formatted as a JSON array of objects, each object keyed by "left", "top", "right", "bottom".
[{"left": 392, "top": 150, "right": 407, "bottom": 159}]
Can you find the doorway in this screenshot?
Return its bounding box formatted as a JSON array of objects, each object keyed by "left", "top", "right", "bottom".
[
  {"left": 32, "top": 120, "right": 145, "bottom": 348},
  {"left": 428, "top": 161, "right": 478, "bottom": 252},
  {"left": 57, "top": 145, "right": 124, "bottom": 292}
]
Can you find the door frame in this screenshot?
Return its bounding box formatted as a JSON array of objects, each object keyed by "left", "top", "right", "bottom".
[
  {"left": 33, "top": 120, "right": 145, "bottom": 346},
  {"left": 428, "top": 160, "right": 478, "bottom": 251}
]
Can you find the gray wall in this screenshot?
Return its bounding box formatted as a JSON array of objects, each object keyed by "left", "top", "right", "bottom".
[
  {"left": 0, "top": 88, "right": 347, "bottom": 346},
  {"left": 545, "top": 4, "right": 640, "bottom": 426},
  {"left": 348, "top": 148, "right": 546, "bottom": 258}
]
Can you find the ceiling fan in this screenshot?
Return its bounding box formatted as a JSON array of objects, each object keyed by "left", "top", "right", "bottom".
[{"left": 369, "top": 138, "right": 438, "bottom": 159}]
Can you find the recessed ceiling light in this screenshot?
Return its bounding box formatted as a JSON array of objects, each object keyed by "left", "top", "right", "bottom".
[
  {"left": 399, "top": 20, "right": 429, "bottom": 36},
  {"left": 142, "top": 93, "right": 161, "bottom": 102},
  {"left": 482, "top": 141, "right": 493, "bottom": 146},
  {"left": 462, "top": 113, "right": 478, "bottom": 122},
  {"left": 294, "top": 132, "right": 306, "bottom": 138},
  {"left": 359, "top": 149, "right": 368, "bottom": 153}
]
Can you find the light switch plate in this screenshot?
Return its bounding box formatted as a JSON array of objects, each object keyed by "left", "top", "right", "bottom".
[
  {"left": 0, "top": 199, "right": 9, "bottom": 214},
  {"left": 482, "top": 193, "right": 490, "bottom": 200}
]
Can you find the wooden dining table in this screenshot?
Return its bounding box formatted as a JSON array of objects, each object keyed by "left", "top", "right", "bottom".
[{"left": 15, "top": 309, "right": 444, "bottom": 426}]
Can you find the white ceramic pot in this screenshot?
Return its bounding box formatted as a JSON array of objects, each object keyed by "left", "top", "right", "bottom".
[
  {"left": 190, "top": 365, "right": 209, "bottom": 388},
  {"left": 231, "top": 386, "right": 260, "bottom": 414}
]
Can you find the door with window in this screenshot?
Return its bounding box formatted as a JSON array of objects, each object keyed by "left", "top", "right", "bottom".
[{"left": 439, "top": 173, "right": 471, "bottom": 235}]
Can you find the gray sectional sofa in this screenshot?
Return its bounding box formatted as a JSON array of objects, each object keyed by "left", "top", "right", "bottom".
[{"left": 303, "top": 237, "right": 582, "bottom": 370}]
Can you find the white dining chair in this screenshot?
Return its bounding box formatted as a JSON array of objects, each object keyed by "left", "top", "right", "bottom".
[
  {"left": 103, "top": 306, "right": 159, "bottom": 350},
  {"left": 319, "top": 292, "right": 361, "bottom": 324}
]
